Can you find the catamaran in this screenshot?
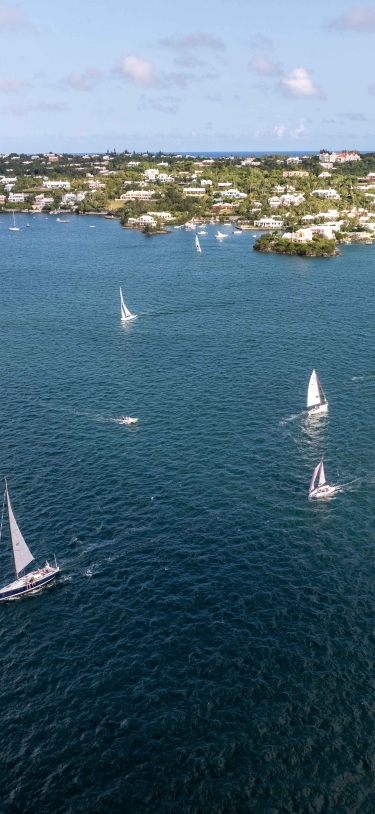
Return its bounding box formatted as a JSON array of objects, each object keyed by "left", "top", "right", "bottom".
[
  {"left": 308, "top": 459, "right": 336, "bottom": 499},
  {"left": 0, "top": 480, "right": 59, "bottom": 600},
  {"left": 9, "top": 213, "right": 19, "bottom": 232},
  {"left": 120, "top": 287, "right": 137, "bottom": 322},
  {"left": 195, "top": 235, "right": 202, "bottom": 253},
  {"left": 307, "top": 369, "right": 328, "bottom": 415}
]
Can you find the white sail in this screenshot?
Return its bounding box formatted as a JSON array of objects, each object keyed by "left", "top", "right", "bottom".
[
  {"left": 318, "top": 460, "right": 326, "bottom": 487},
  {"left": 6, "top": 486, "right": 34, "bottom": 576},
  {"left": 195, "top": 235, "right": 201, "bottom": 252},
  {"left": 309, "top": 462, "right": 321, "bottom": 496},
  {"left": 307, "top": 370, "right": 321, "bottom": 408},
  {"left": 120, "top": 287, "right": 134, "bottom": 321}
]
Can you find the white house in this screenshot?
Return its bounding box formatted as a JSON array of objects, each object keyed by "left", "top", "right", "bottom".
[
  {"left": 200, "top": 179, "right": 213, "bottom": 186},
  {"left": 311, "top": 188, "right": 340, "bottom": 199},
  {"left": 318, "top": 172, "right": 331, "bottom": 178},
  {"left": 222, "top": 188, "right": 247, "bottom": 199},
  {"left": 144, "top": 168, "right": 159, "bottom": 181},
  {"left": 148, "top": 211, "right": 175, "bottom": 221},
  {"left": 158, "top": 173, "right": 174, "bottom": 182},
  {"left": 8, "top": 192, "right": 24, "bottom": 203},
  {"left": 268, "top": 196, "right": 281, "bottom": 208},
  {"left": 217, "top": 182, "right": 232, "bottom": 188},
  {"left": 282, "top": 228, "right": 313, "bottom": 242},
  {"left": 138, "top": 215, "right": 157, "bottom": 226},
  {"left": 121, "top": 190, "right": 155, "bottom": 201},
  {"left": 254, "top": 217, "right": 284, "bottom": 228},
  {"left": 43, "top": 180, "right": 70, "bottom": 190},
  {"left": 280, "top": 193, "right": 305, "bottom": 206},
  {"left": 183, "top": 187, "right": 206, "bottom": 196},
  {"left": 286, "top": 156, "right": 302, "bottom": 164}
]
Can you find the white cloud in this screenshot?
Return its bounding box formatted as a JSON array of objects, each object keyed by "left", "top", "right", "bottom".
[
  {"left": 278, "top": 68, "right": 325, "bottom": 99},
  {"left": 59, "top": 68, "right": 103, "bottom": 92},
  {"left": 0, "top": 1, "right": 30, "bottom": 31},
  {"left": 249, "top": 34, "right": 274, "bottom": 51},
  {"left": 159, "top": 31, "right": 225, "bottom": 51},
  {"left": 113, "top": 56, "right": 159, "bottom": 87},
  {"left": 273, "top": 124, "right": 286, "bottom": 137},
  {"left": 0, "top": 75, "right": 27, "bottom": 93},
  {"left": 5, "top": 101, "right": 68, "bottom": 115},
  {"left": 338, "top": 110, "right": 369, "bottom": 120},
  {"left": 139, "top": 95, "right": 180, "bottom": 115},
  {"left": 290, "top": 122, "right": 306, "bottom": 137},
  {"left": 325, "top": 5, "right": 375, "bottom": 31},
  {"left": 249, "top": 53, "right": 282, "bottom": 76}
]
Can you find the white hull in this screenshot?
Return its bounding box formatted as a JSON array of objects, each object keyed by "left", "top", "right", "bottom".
[
  {"left": 309, "top": 485, "right": 337, "bottom": 499},
  {"left": 121, "top": 314, "right": 137, "bottom": 322},
  {"left": 0, "top": 566, "right": 59, "bottom": 601},
  {"left": 9, "top": 227, "right": 19, "bottom": 232},
  {"left": 120, "top": 416, "right": 138, "bottom": 425},
  {"left": 308, "top": 403, "right": 328, "bottom": 416}
]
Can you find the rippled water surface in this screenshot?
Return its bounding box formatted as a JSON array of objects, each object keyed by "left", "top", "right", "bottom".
[{"left": 1, "top": 214, "right": 375, "bottom": 813}]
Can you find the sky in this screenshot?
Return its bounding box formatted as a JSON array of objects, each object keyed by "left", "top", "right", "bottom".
[{"left": 2, "top": 0, "right": 375, "bottom": 152}]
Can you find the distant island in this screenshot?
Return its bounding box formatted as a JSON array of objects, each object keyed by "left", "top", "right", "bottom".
[
  {"left": 1, "top": 148, "right": 375, "bottom": 241},
  {"left": 253, "top": 232, "right": 338, "bottom": 257}
]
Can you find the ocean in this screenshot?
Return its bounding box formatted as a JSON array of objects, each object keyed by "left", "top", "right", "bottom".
[{"left": 1, "top": 214, "right": 375, "bottom": 813}]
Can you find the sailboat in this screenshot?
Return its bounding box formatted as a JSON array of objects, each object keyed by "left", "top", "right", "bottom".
[
  {"left": 215, "top": 231, "right": 229, "bottom": 240},
  {"left": 0, "top": 480, "right": 59, "bottom": 600},
  {"left": 120, "top": 287, "right": 137, "bottom": 322},
  {"left": 9, "top": 213, "right": 19, "bottom": 232},
  {"left": 307, "top": 369, "right": 328, "bottom": 415},
  {"left": 195, "top": 235, "right": 202, "bottom": 253},
  {"left": 308, "top": 459, "right": 337, "bottom": 499}
]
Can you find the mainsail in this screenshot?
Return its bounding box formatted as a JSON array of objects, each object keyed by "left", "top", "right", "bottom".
[
  {"left": 309, "top": 461, "right": 321, "bottom": 496},
  {"left": 319, "top": 460, "right": 326, "bottom": 487},
  {"left": 195, "top": 235, "right": 201, "bottom": 252},
  {"left": 120, "top": 287, "right": 133, "bottom": 321},
  {"left": 307, "top": 370, "right": 321, "bottom": 408},
  {"left": 6, "top": 485, "right": 34, "bottom": 576}
]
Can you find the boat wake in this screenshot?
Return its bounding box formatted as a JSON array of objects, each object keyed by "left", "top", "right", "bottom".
[{"left": 279, "top": 412, "right": 303, "bottom": 425}]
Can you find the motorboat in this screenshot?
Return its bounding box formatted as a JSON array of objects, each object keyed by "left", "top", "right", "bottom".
[
  {"left": 309, "top": 459, "right": 337, "bottom": 500},
  {"left": 0, "top": 480, "right": 59, "bottom": 601},
  {"left": 307, "top": 370, "right": 328, "bottom": 416},
  {"left": 215, "top": 231, "right": 229, "bottom": 240},
  {"left": 120, "top": 416, "right": 138, "bottom": 425},
  {"left": 197, "top": 230, "right": 207, "bottom": 235}
]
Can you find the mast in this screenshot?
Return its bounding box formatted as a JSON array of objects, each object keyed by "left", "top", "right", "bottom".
[
  {"left": 5, "top": 479, "right": 17, "bottom": 578},
  {"left": 317, "top": 374, "right": 327, "bottom": 405}
]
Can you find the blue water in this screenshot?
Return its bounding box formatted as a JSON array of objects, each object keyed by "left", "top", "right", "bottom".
[{"left": 1, "top": 214, "right": 375, "bottom": 813}]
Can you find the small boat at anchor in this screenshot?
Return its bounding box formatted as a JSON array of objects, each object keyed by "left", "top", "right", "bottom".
[
  {"left": 307, "top": 369, "right": 328, "bottom": 416},
  {"left": 120, "top": 416, "right": 138, "bottom": 425},
  {"left": 9, "top": 213, "right": 19, "bottom": 232},
  {"left": 0, "top": 480, "right": 59, "bottom": 601},
  {"left": 195, "top": 234, "right": 202, "bottom": 253},
  {"left": 120, "top": 287, "right": 137, "bottom": 322},
  {"left": 215, "top": 231, "right": 229, "bottom": 240},
  {"left": 308, "top": 459, "right": 337, "bottom": 500}
]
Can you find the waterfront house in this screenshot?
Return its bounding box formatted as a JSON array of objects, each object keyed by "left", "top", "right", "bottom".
[
  {"left": 8, "top": 192, "right": 25, "bottom": 203},
  {"left": 254, "top": 217, "right": 284, "bottom": 228}
]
